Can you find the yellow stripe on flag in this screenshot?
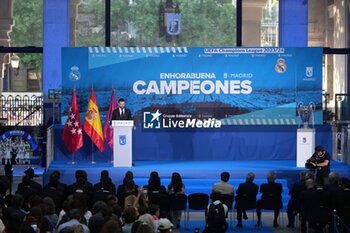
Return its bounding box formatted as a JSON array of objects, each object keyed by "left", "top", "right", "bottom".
[
  {"left": 85, "top": 99, "right": 104, "bottom": 140},
  {"left": 84, "top": 88, "right": 105, "bottom": 152}
]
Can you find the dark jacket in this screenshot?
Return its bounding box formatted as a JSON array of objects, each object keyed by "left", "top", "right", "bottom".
[{"left": 235, "top": 181, "right": 259, "bottom": 209}]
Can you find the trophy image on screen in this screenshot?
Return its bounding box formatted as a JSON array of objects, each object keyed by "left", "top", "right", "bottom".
[{"left": 297, "top": 102, "right": 316, "bottom": 128}]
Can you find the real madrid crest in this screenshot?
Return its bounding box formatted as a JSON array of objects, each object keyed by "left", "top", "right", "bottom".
[
  {"left": 275, "top": 58, "right": 287, "bottom": 74},
  {"left": 69, "top": 66, "right": 81, "bottom": 82}
]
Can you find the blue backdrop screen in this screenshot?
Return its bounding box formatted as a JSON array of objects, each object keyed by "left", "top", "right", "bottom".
[{"left": 61, "top": 47, "right": 323, "bottom": 127}]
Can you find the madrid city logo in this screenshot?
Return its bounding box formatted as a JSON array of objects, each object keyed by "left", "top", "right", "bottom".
[
  {"left": 275, "top": 58, "right": 287, "bottom": 74},
  {"left": 306, "top": 67, "right": 313, "bottom": 77},
  {"left": 119, "top": 135, "right": 126, "bottom": 145},
  {"left": 143, "top": 110, "right": 162, "bottom": 129}
]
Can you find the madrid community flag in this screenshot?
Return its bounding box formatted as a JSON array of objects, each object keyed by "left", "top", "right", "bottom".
[
  {"left": 84, "top": 88, "right": 105, "bottom": 152},
  {"left": 103, "top": 89, "right": 117, "bottom": 149},
  {"left": 62, "top": 89, "right": 83, "bottom": 153}
]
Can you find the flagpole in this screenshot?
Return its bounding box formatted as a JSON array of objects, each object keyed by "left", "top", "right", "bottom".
[
  {"left": 90, "top": 141, "right": 96, "bottom": 164},
  {"left": 70, "top": 85, "right": 77, "bottom": 165},
  {"left": 68, "top": 153, "right": 77, "bottom": 165},
  {"left": 109, "top": 87, "right": 114, "bottom": 164}
]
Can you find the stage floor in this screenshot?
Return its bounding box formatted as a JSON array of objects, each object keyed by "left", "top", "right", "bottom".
[{"left": 46, "top": 159, "right": 350, "bottom": 185}]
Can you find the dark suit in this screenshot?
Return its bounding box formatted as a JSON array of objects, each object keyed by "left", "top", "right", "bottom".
[
  {"left": 300, "top": 188, "right": 331, "bottom": 232},
  {"left": 256, "top": 182, "right": 283, "bottom": 225},
  {"left": 235, "top": 181, "right": 258, "bottom": 222},
  {"left": 111, "top": 108, "right": 132, "bottom": 121},
  {"left": 332, "top": 188, "right": 350, "bottom": 229},
  {"left": 40, "top": 184, "right": 66, "bottom": 214},
  {"left": 287, "top": 181, "right": 306, "bottom": 227}
]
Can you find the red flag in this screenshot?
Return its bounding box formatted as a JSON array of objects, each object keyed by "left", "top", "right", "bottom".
[
  {"left": 103, "top": 89, "right": 117, "bottom": 149},
  {"left": 84, "top": 88, "right": 105, "bottom": 152},
  {"left": 62, "top": 89, "right": 83, "bottom": 153}
]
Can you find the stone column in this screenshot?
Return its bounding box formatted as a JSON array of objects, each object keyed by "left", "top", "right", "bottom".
[
  {"left": 242, "top": 0, "right": 267, "bottom": 46},
  {"left": 308, "top": 0, "right": 326, "bottom": 47},
  {"left": 70, "top": 0, "right": 83, "bottom": 46},
  {"left": 0, "top": 0, "right": 14, "bottom": 94}
]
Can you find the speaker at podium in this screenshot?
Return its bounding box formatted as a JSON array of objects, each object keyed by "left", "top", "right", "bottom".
[{"left": 111, "top": 120, "right": 134, "bottom": 167}]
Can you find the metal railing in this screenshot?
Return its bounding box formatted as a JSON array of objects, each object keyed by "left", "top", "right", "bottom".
[{"left": 0, "top": 93, "right": 43, "bottom": 126}]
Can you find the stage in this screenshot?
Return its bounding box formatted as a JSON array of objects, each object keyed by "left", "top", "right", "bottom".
[{"left": 45, "top": 160, "right": 350, "bottom": 210}]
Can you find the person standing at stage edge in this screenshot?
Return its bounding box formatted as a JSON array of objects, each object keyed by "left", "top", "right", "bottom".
[{"left": 111, "top": 98, "right": 132, "bottom": 121}]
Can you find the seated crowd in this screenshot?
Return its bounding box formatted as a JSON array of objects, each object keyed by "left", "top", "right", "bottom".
[{"left": 0, "top": 168, "right": 349, "bottom": 233}]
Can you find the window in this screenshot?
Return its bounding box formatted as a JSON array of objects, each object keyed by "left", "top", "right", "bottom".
[
  {"left": 0, "top": 0, "right": 43, "bottom": 126},
  {"left": 72, "top": 0, "right": 105, "bottom": 46},
  {"left": 72, "top": 0, "right": 237, "bottom": 47},
  {"left": 243, "top": 0, "right": 279, "bottom": 46},
  {"left": 1, "top": 53, "right": 42, "bottom": 93},
  {"left": 261, "top": 0, "right": 279, "bottom": 46},
  {"left": 9, "top": 0, "right": 43, "bottom": 47}
]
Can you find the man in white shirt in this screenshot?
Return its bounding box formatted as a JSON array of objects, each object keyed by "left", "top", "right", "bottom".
[{"left": 212, "top": 172, "right": 234, "bottom": 196}]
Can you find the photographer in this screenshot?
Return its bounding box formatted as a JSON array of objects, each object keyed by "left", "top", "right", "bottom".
[{"left": 305, "top": 146, "right": 330, "bottom": 182}]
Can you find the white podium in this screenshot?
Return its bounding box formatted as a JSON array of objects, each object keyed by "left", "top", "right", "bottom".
[
  {"left": 112, "top": 120, "right": 134, "bottom": 167},
  {"left": 296, "top": 128, "right": 316, "bottom": 167}
]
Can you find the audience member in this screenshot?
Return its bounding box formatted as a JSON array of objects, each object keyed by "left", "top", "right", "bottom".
[
  {"left": 167, "top": 172, "right": 185, "bottom": 228},
  {"left": 23, "top": 205, "right": 51, "bottom": 233},
  {"left": 324, "top": 172, "right": 342, "bottom": 193},
  {"left": 41, "top": 171, "right": 66, "bottom": 212},
  {"left": 235, "top": 172, "right": 258, "bottom": 228},
  {"left": 138, "top": 213, "right": 156, "bottom": 232},
  {"left": 147, "top": 171, "right": 166, "bottom": 194},
  {"left": 135, "top": 222, "right": 154, "bottom": 233},
  {"left": 256, "top": 171, "right": 282, "bottom": 228},
  {"left": 158, "top": 218, "right": 173, "bottom": 233},
  {"left": 99, "top": 219, "right": 122, "bottom": 233},
  {"left": 57, "top": 209, "right": 90, "bottom": 233},
  {"left": 58, "top": 194, "right": 92, "bottom": 226},
  {"left": 131, "top": 220, "right": 143, "bottom": 233},
  {"left": 4, "top": 194, "right": 27, "bottom": 220},
  {"left": 16, "top": 175, "right": 38, "bottom": 205},
  {"left": 42, "top": 196, "right": 59, "bottom": 227},
  {"left": 203, "top": 200, "right": 228, "bottom": 233},
  {"left": 211, "top": 172, "right": 234, "bottom": 196},
  {"left": 88, "top": 201, "right": 118, "bottom": 233},
  {"left": 149, "top": 204, "right": 160, "bottom": 221},
  {"left": 286, "top": 171, "right": 312, "bottom": 228},
  {"left": 92, "top": 177, "right": 116, "bottom": 203},
  {"left": 107, "top": 199, "right": 122, "bottom": 218},
  {"left": 299, "top": 178, "right": 315, "bottom": 233},
  {"left": 122, "top": 206, "right": 139, "bottom": 233},
  {"left": 117, "top": 171, "right": 139, "bottom": 197},
  {"left": 67, "top": 170, "right": 93, "bottom": 196},
  {"left": 2, "top": 213, "right": 23, "bottom": 233},
  {"left": 24, "top": 168, "right": 43, "bottom": 193},
  {"left": 168, "top": 172, "right": 185, "bottom": 194},
  {"left": 93, "top": 170, "right": 116, "bottom": 194}
]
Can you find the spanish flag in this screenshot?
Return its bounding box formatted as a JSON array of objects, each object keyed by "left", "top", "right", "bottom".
[{"left": 84, "top": 88, "right": 105, "bottom": 152}]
